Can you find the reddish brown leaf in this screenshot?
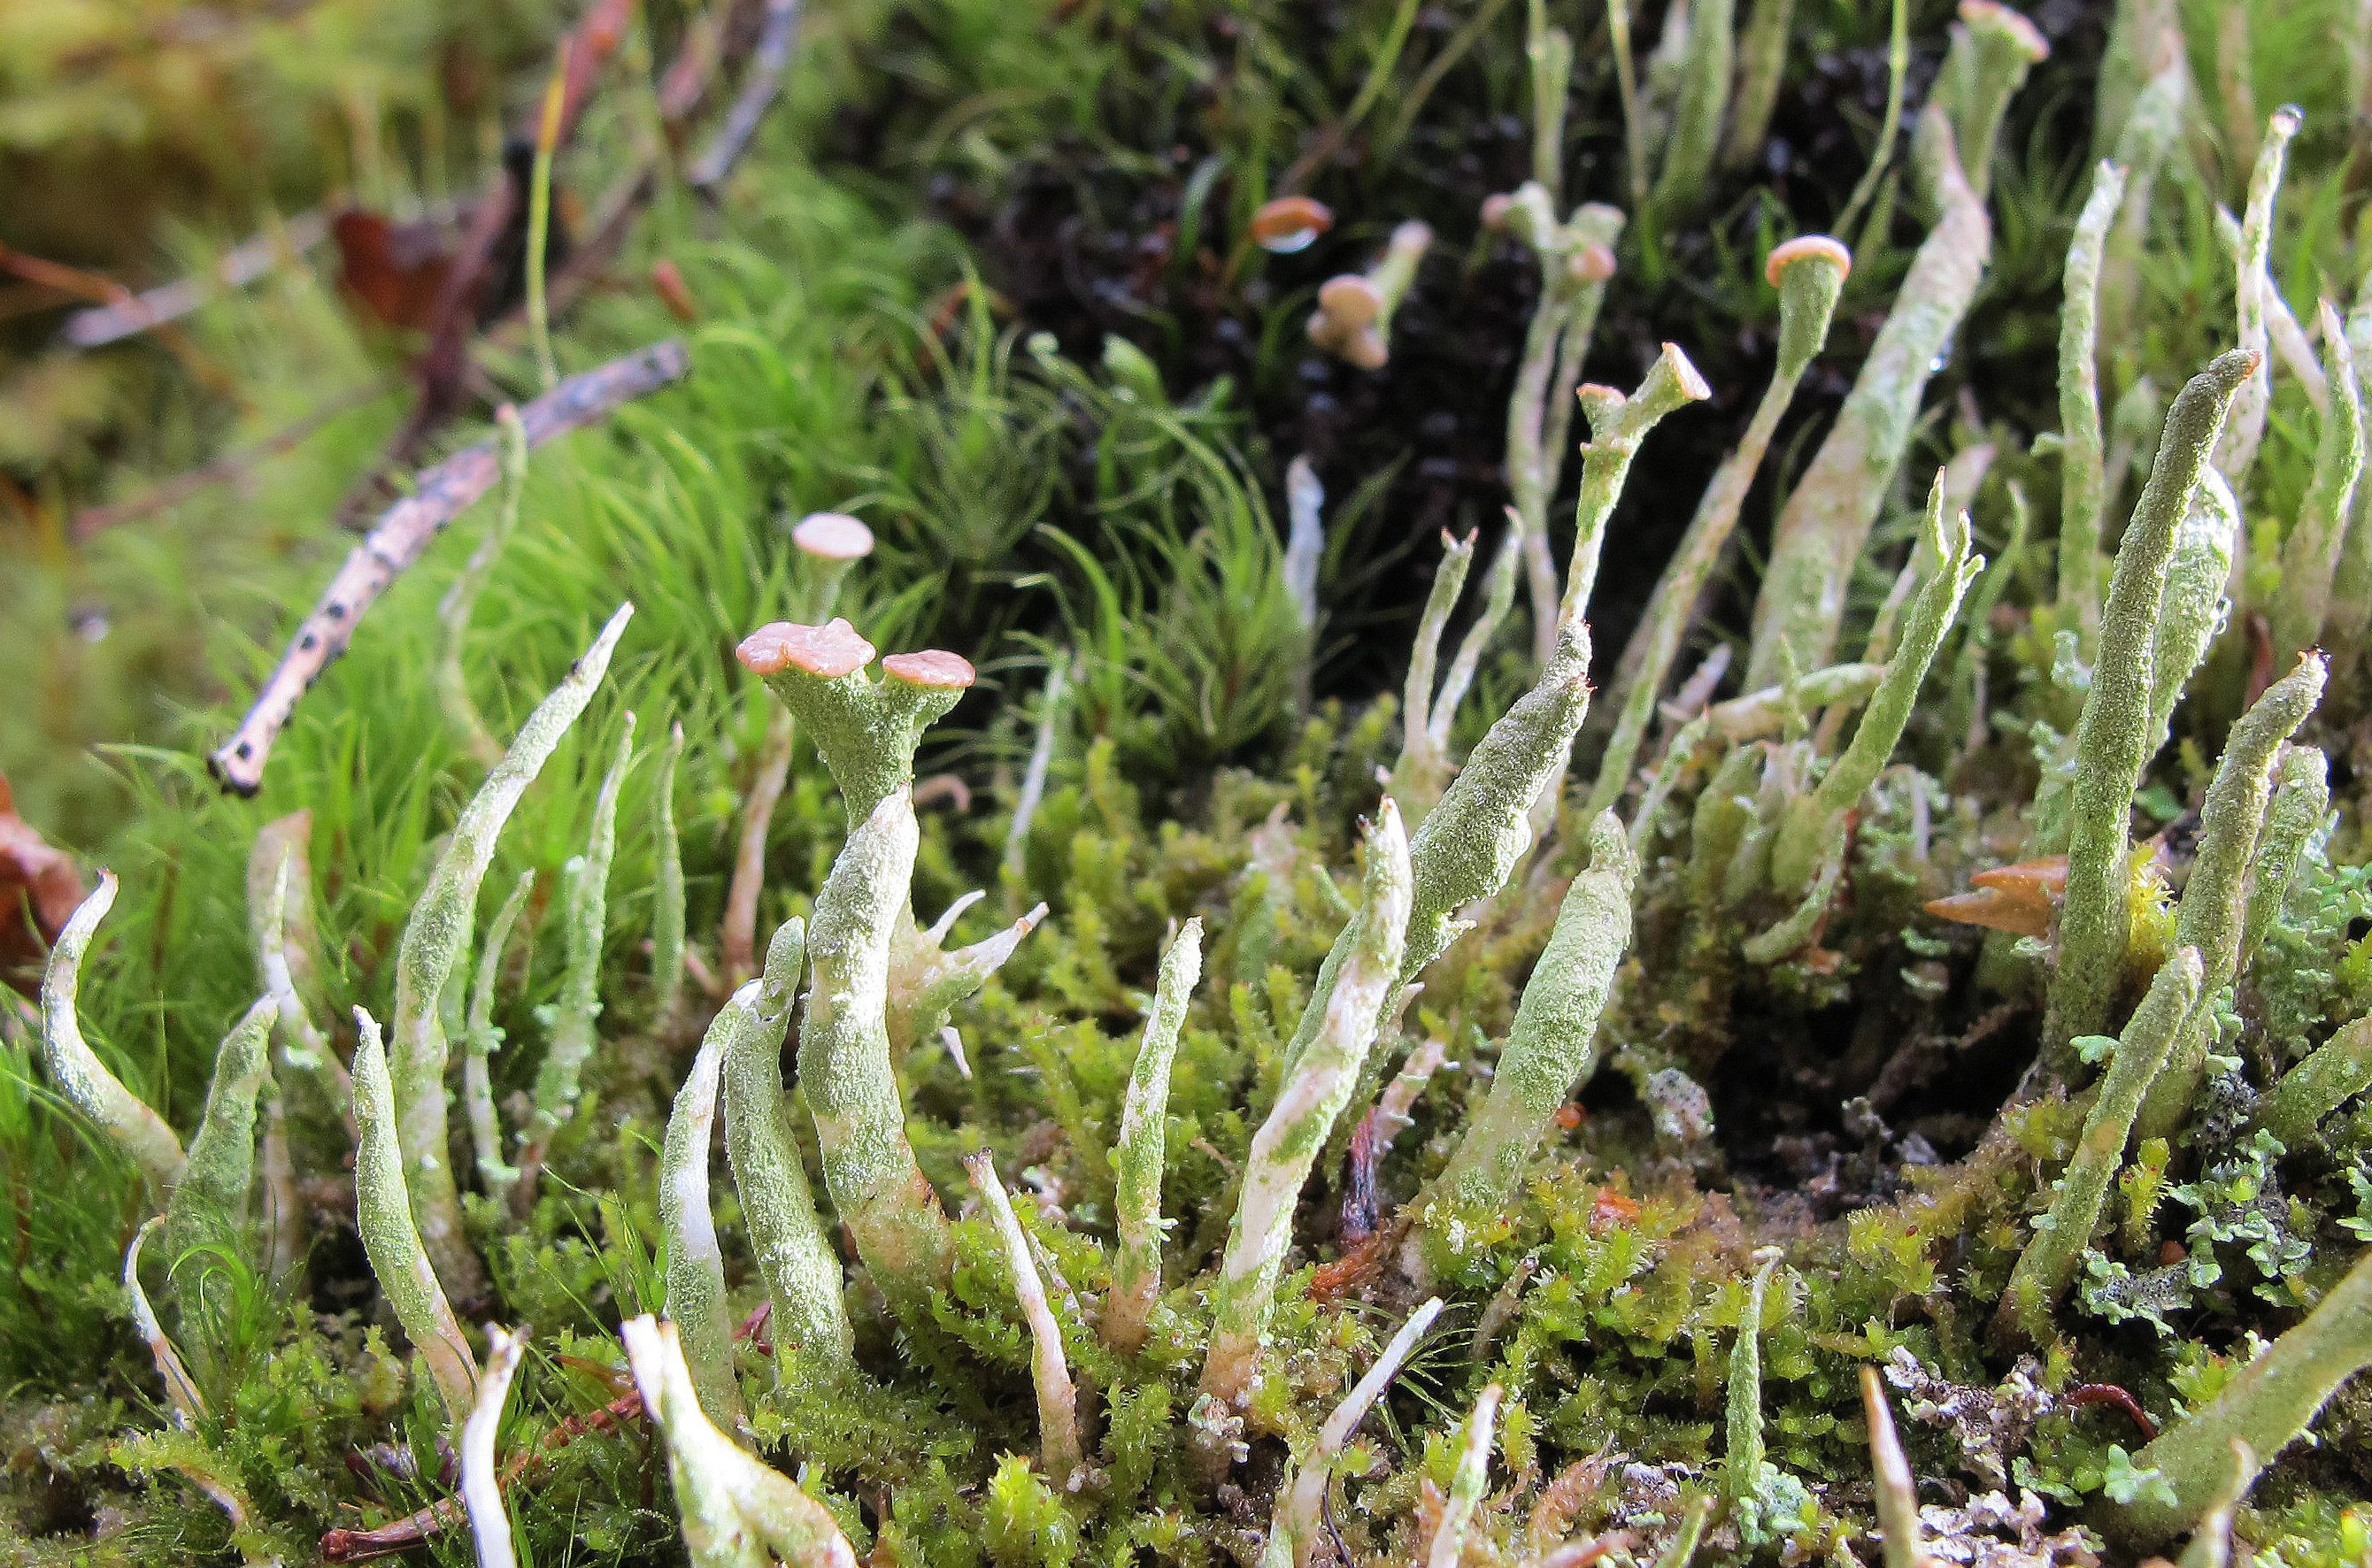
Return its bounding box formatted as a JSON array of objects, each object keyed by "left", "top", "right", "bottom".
[{"left": 0, "top": 770, "right": 85, "bottom": 996}]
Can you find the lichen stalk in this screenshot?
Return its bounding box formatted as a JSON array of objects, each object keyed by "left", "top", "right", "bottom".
[
  {"left": 392, "top": 602, "right": 633, "bottom": 1299},
  {"left": 1860, "top": 1365, "right": 1927, "bottom": 1568},
  {"left": 351, "top": 1007, "right": 479, "bottom": 1424},
  {"left": 248, "top": 813, "right": 345, "bottom": 1118},
  {"left": 799, "top": 788, "right": 954, "bottom": 1310},
  {"left": 2141, "top": 473, "right": 2241, "bottom": 766},
  {"left": 620, "top": 1315, "right": 861, "bottom": 1568},
  {"left": 1648, "top": 0, "right": 1732, "bottom": 219},
  {"left": 1724, "top": 1251, "right": 1779, "bottom": 1517},
  {"left": 1593, "top": 235, "right": 1847, "bottom": 819},
  {"left": 2213, "top": 107, "right": 2302, "bottom": 486},
  {"left": 522, "top": 713, "right": 637, "bottom": 1182},
  {"left": 1429, "top": 523, "right": 1522, "bottom": 757},
  {"left": 738, "top": 619, "right": 974, "bottom": 826},
  {"left": 2056, "top": 159, "right": 2128, "bottom": 650},
  {"left": 2135, "top": 654, "right": 2326, "bottom": 1143},
  {"left": 1267, "top": 1296, "right": 1444, "bottom": 1568},
  {"left": 720, "top": 917, "right": 853, "bottom": 1373},
  {"left": 652, "top": 720, "right": 688, "bottom": 1027},
  {"left": 964, "top": 1151, "right": 1084, "bottom": 1488},
  {"left": 1429, "top": 812, "right": 1632, "bottom": 1216},
  {"left": 2099, "top": 1244, "right": 2372, "bottom": 1549},
  {"left": 2049, "top": 353, "right": 2257, "bottom": 1057},
  {"left": 461, "top": 1323, "right": 528, "bottom": 1568},
  {"left": 1768, "top": 475, "right": 1981, "bottom": 894},
  {"left": 463, "top": 869, "right": 534, "bottom": 1195},
  {"left": 2237, "top": 746, "right": 2329, "bottom": 972},
  {"left": 1745, "top": 110, "right": 1992, "bottom": 688},
  {"left": 1201, "top": 803, "right": 1412, "bottom": 1422},
  {"left": 2273, "top": 300, "right": 2365, "bottom": 659},
  {"left": 664, "top": 992, "right": 749, "bottom": 1430},
  {"left": 1106, "top": 918, "right": 1204, "bottom": 1357},
  {"left": 40, "top": 873, "right": 184, "bottom": 1192},
  {"left": 1389, "top": 530, "right": 1477, "bottom": 818},
  {"left": 1721, "top": 0, "right": 1798, "bottom": 173},
  {"left": 124, "top": 1218, "right": 206, "bottom": 1427},
  {"left": 888, "top": 898, "right": 1047, "bottom": 1053},
  {"left": 436, "top": 404, "right": 529, "bottom": 769},
  {"left": 2000, "top": 948, "right": 2201, "bottom": 1345},
  {"left": 1928, "top": 0, "right": 2049, "bottom": 207},
  {"left": 163, "top": 995, "right": 278, "bottom": 1269},
  {"left": 1425, "top": 1382, "right": 1501, "bottom": 1568},
  {"left": 1559, "top": 342, "right": 1711, "bottom": 631},
  {"left": 2253, "top": 1015, "right": 2372, "bottom": 1150}
]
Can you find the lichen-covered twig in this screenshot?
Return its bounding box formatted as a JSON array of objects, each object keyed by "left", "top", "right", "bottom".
[
  {"left": 2135, "top": 654, "right": 2324, "bottom": 1143},
  {"left": 1266, "top": 1296, "right": 1444, "bottom": 1568},
  {"left": 163, "top": 995, "right": 278, "bottom": 1269},
  {"left": 1428, "top": 813, "right": 1632, "bottom": 1217},
  {"left": 1746, "top": 104, "right": 1998, "bottom": 688},
  {"left": 722, "top": 917, "right": 854, "bottom": 1372},
  {"left": 520, "top": 715, "right": 637, "bottom": 1197},
  {"left": 209, "top": 343, "right": 685, "bottom": 795},
  {"left": 1860, "top": 1365, "right": 1927, "bottom": 1568},
  {"left": 464, "top": 870, "right": 535, "bottom": 1196},
  {"left": 1106, "top": 917, "right": 1204, "bottom": 1356},
  {"left": 437, "top": 405, "right": 529, "bottom": 768},
  {"left": 620, "top": 1315, "right": 859, "bottom": 1568},
  {"left": 1999, "top": 948, "right": 2201, "bottom": 1346},
  {"left": 2252, "top": 1015, "right": 2372, "bottom": 1149},
  {"left": 1200, "top": 803, "right": 1411, "bottom": 1425},
  {"left": 461, "top": 1323, "right": 528, "bottom": 1568},
  {"left": 2272, "top": 301, "right": 2365, "bottom": 659},
  {"left": 41, "top": 874, "right": 184, "bottom": 1191},
  {"left": 965, "top": 1151, "right": 1085, "bottom": 1488},
  {"left": 2211, "top": 107, "right": 2301, "bottom": 487},
  {"left": 352, "top": 1007, "right": 480, "bottom": 1425},
  {"left": 392, "top": 603, "right": 633, "bottom": 1299},
  {"left": 2049, "top": 352, "right": 2257, "bottom": 1057},
  {"left": 2056, "top": 160, "right": 2128, "bottom": 650},
  {"left": 1593, "top": 236, "right": 1848, "bottom": 818},
  {"left": 664, "top": 991, "right": 749, "bottom": 1430},
  {"left": 2098, "top": 1243, "right": 2372, "bottom": 1549}
]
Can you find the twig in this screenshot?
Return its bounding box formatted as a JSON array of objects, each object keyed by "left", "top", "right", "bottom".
[
  {"left": 70, "top": 378, "right": 397, "bottom": 540},
  {"left": 60, "top": 211, "right": 330, "bottom": 348},
  {"left": 207, "top": 340, "right": 689, "bottom": 796},
  {"left": 689, "top": 0, "right": 805, "bottom": 190}
]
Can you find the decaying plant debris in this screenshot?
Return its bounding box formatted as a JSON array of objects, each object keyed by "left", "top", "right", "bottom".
[{"left": 9, "top": 0, "right": 2372, "bottom": 1565}]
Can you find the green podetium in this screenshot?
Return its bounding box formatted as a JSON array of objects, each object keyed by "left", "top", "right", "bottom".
[
  {"left": 1559, "top": 342, "right": 1711, "bottom": 634},
  {"left": 1264, "top": 1297, "right": 1444, "bottom": 1568},
  {"left": 2238, "top": 746, "right": 2329, "bottom": 974},
  {"left": 2213, "top": 107, "right": 2302, "bottom": 488},
  {"left": 721, "top": 918, "right": 854, "bottom": 1374},
  {"left": 1860, "top": 1364, "right": 1925, "bottom": 1568},
  {"left": 737, "top": 619, "right": 981, "bottom": 1310},
  {"left": 1766, "top": 473, "right": 1982, "bottom": 898},
  {"left": 352, "top": 1007, "right": 480, "bottom": 1425},
  {"left": 1198, "top": 802, "right": 1411, "bottom": 1432},
  {"left": 964, "top": 1151, "right": 1085, "bottom": 1490},
  {"left": 1425, "top": 1383, "right": 1502, "bottom": 1568},
  {"left": 664, "top": 981, "right": 750, "bottom": 1431},
  {"left": 1723, "top": 1249, "right": 1784, "bottom": 1526},
  {"left": 40, "top": 873, "right": 186, "bottom": 1192},
  {"left": 2056, "top": 159, "right": 2127, "bottom": 651},
  {"left": 1424, "top": 811, "right": 1632, "bottom": 1225},
  {"left": 621, "top": 1315, "right": 859, "bottom": 1568},
  {"left": 2135, "top": 654, "right": 2326, "bottom": 1147},
  {"left": 2252, "top": 1014, "right": 2372, "bottom": 1152},
  {"left": 1105, "top": 917, "right": 1205, "bottom": 1357},
  {"left": 2049, "top": 352, "right": 2258, "bottom": 1058},
  {"left": 1927, "top": 0, "right": 2051, "bottom": 208},
  {"left": 391, "top": 602, "right": 634, "bottom": 1300},
  {"left": 2271, "top": 300, "right": 2366, "bottom": 661},
  {"left": 2141, "top": 473, "right": 2241, "bottom": 768},
  {"left": 1999, "top": 948, "right": 2202, "bottom": 1347},
  {"left": 463, "top": 870, "right": 535, "bottom": 1195},
  {"left": 162, "top": 995, "right": 279, "bottom": 1272},
  {"left": 1747, "top": 26, "right": 2031, "bottom": 688},
  {"left": 1594, "top": 234, "right": 1849, "bottom": 819},
  {"left": 520, "top": 714, "right": 638, "bottom": 1199},
  {"left": 2097, "top": 1242, "right": 2372, "bottom": 1550}
]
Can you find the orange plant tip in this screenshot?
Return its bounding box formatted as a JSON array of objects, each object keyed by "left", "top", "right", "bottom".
[
  {"left": 1765, "top": 234, "right": 1852, "bottom": 288},
  {"left": 1317, "top": 274, "right": 1385, "bottom": 328},
  {"left": 882, "top": 649, "right": 977, "bottom": 689},
  {"left": 650, "top": 260, "right": 698, "bottom": 323},
  {"left": 1957, "top": 0, "right": 2050, "bottom": 60},
  {"left": 1568, "top": 242, "right": 1618, "bottom": 285},
  {"left": 1659, "top": 342, "right": 1714, "bottom": 402},
  {"left": 1250, "top": 196, "right": 1334, "bottom": 254},
  {"left": 1479, "top": 192, "right": 1517, "bottom": 231},
  {"left": 736, "top": 618, "right": 876, "bottom": 679},
  {"left": 792, "top": 511, "right": 875, "bottom": 561}
]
